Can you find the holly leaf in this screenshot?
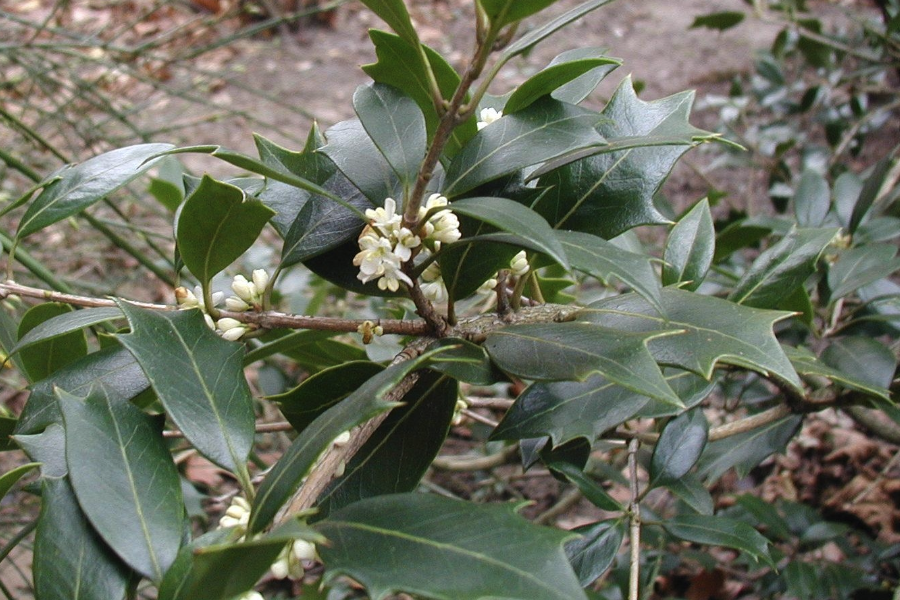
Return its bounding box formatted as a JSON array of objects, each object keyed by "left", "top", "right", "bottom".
[
  {"left": 176, "top": 175, "right": 274, "bottom": 286},
  {"left": 33, "top": 477, "right": 133, "bottom": 600},
  {"left": 793, "top": 169, "right": 830, "bottom": 227},
  {"left": 449, "top": 197, "right": 568, "bottom": 267},
  {"left": 786, "top": 345, "right": 892, "bottom": 401},
  {"left": 480, "top": 0, "right": 558, "bottom": 28},
  {"left": 504, "top": 55, "right": 621, "bottom": 114},
  {"left": 16, "top": 344, "right": 150, "bottom": 437},
  {"left": 443, "top": 98, "right": 605, "bottom": 197},
  {"left": 16, "top": 303, "right": 88, "bottom": 384},
  {"left": 547, "top": 47, "right": 621, "bottom": 105},
  {"left": 362, "top": 30, "right": 475, "bottom": 156},
  {"left": 354, "top": 83, "right": 427, "bottom": 187},
  {"left": 17, "top": 143, "right": 173, "bottom": 239},
  {"left": 502, "top": 0, "right": 617, "bottom": 59},
  {"left": 532, "top": 77, "right": 713, "bottom": 239},
  {"left": 649, "top": 408, "right": 708, "bottom": 489},
  {"left": 249, "top": 349, "right": 445, "bottom": 533},
  {"left": 316, "top": 371, "right": 457, "bottom": 518},
  {"left": 0, "top": 462, "right": 39, "bottom": 502},
  {"left": 484, "top": 322, "right": 682, "bottom": 406},
  {"left": 116, "top": 302, "right": 255, "bottom": 474},
  {"left": 821, "top": 336, "right": 896, "bottom": 391},
  {"left": 697, "top": 415, "right": 802, "bottom": 481},
  {"left": 59, "top": 387, "right": 184, "bottom": 582},
  {"left": 580, "top": 289, "right": 803, "bottom": 391},
  {"left": 358, "top": 0, "right": 418, "bottom": 45},
  {"left": 320, "top": 119, "right": 401, "bottom": 206},
  {"left": 316, "top": 493, "right": 587, "bottom": 600},
  {"left": 690, "top": 11, "right": 745, "bottom": 31},
  {"left": 828, "top": 243, "right": 900, "bottom": 301},
  {"left": 557, "top": 230, "right": 663, "bottom": 313},
  {"left": 565, "top": 519, "right": 625, "bottom": 586},
  {"left": 728, "top": 227, "right": 838, "bottom": 309},
  {"left": 13, "top": 307, "right": 124, "bottom": 354},
  {"left": 663, "top": 515, "right": 775, "bottom": 568},
  {"left": 663, "top": 198, "right": 715, "bottom": 290}
]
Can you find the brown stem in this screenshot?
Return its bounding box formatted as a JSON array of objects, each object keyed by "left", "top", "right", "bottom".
[
  {"left": 164, "top": 421, "right": 294, "bottom": 439},
  {"left": 627, "top": 437, "right": 641, "bottom": 600}
]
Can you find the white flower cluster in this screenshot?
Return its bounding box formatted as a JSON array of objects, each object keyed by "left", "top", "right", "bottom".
[
  {"left": 353, "top": 194, "right": 460, "bottom": 295},
  {"left": 477, "top": 107, "right": 502, "bottom": 130},
  {"left": 218, "top": 495, "right": 252, "bottom": 537},
  {"left": 175, "top": 270, "right": 270, "bottom": 342}
]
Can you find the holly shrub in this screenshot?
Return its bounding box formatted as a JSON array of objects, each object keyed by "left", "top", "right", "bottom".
[{"left": 0, "top": 0, "right": 898, "bottom": 599}]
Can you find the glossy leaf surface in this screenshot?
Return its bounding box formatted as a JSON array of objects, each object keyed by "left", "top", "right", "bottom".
[
  {"left": 13, "top": 307, "right": 123, "bottom": 354},
  {"left": 828, "top": 243, "right": 900, "bottom": 301},
  {"left": 17, "top": 143, "right": 173, "bottom": 238},
  {"left": 59, "top": 387, "right": 184, "bottom": 582},
  {"left": 249, "top": 350, "right": 442, "bottom": 533},
  {"left": 504, "top": 56, "right": 621, "bottom": 114},
  {"left": 728, "top": 227, "right": 838, "bottom": 308},
  {"left": 443, "top": 98, "right": 604, "bottom": 197},
  {"left": 354, "top": 83, "right": 426, "bottom": 186},
  {"left": 358, "top": 0, "right": 418, "bottom": 44},
  {"left": 502, "top": 0, "right": 617, "bottom": 59},
  {"left": 176, "top": 175, "right": 274, "bottom": 286},
  {"left": 485, "top": 322, "right": 682, "bottom": 405},
  {"left": 663, "top": 198, "right": 715, "bottom": 290},
  {"left": 34, "top": 477, "right": 132, "bottom": 600},
  {"left": 786, "top": 345, "right": 891, "bottom": 401},
  {"left": 116, "top": 302, "right": 254, "bottom": 473},
  {"left": 663, "top": 515, "right": 775, "bottom": 567},
  {"left": 697, "top": 415, "right": 802, "bottom": 481},
  {"left": 581, "top": 289, "right": 803, "bottom": 391},
  {"left": 17, "top": 303, "right": 87, "bottom": 384},
  {"left": 649, "top": 408, "right": 708, "bottom": 488},
  {"left": 317, "top": 493, "right": 587, "bottom": 600},
  {"left": 317, "top": 371, "right": 457, "bottom": 517},
  {"left": 565, "top": 519, "right": 625, "bottom": 586}
]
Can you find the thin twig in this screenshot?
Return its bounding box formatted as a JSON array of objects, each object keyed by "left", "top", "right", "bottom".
[
  {"left": 628, "top": 437, "right": 641, "bottom": 600},
  {"left": 460, "top": 408, "right": 499, "bottom": 428},
  {"left": 534, "top": 487, "right": 583, "bottom": 525},
  {"left": 164, "top": 421, "right": 294, "bottom": 439},
  {"left": 431, "top": 444, "right": 519, "bottom": 472}
]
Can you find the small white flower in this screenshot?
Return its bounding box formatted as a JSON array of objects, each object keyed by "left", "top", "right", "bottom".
[
  {"left": 509, "top": 251, "right": 529, "bottom": 277},
  {"left": 393, "top": 227, "right": 421, "bottom": 262},
  {"left": 218, "top": 496, "right": 251, "bottom": 534},
  {"left": 422, "top": 279, "right": 448, "bottom": 303},
  {"left": 429, "top": 211, "right": 461, "bottom": 245},
  {"left": 334, "top": 460, "right": 346, "bottom": 478},
  {"left": 353, "top": 234, "right": 394, "bottom": 284},
  {"left": 175, "top": 286, "right": 199, "bottom": 308},
  {"left": 221, "top": 327, "right": 247, "bottom": 342},
  {"left": 332, "top": 430, "right": 351, "bottom": 447},
  {"left": 204, "top": 314, "right": 216, "bottom": 330},
  {"left": 377, "top": 260, "right": 413, "bottom": 292},
  {"left": 477, "top": 107, "right": 502, "bottom": 130},
  {"left": 233, "top": 591, "right": 264, "bottom": 600},
  {"left": 365, "top": 197, "right": 402, "bottom": 236},
  {"left": 477, "top": 277, "right": 498, "bottom": 295},
  {"left": 251, "top": 269, "right": 269, "bottom": 293},
  {"left": 231, "top": 275, "right": 257, "bottom": 304},
  {"left": 225, "top": 296, "right": 251, "bottom": 312},
  {"left": 270, "top": 539, "right": 314, "bottom": 580},
  {"left": 217, "top": 318, "right": 248, "bottom": 341}
]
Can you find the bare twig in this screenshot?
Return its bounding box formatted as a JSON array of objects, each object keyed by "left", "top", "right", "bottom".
[
  {"left": 627, "top": 437, "right": 641, "bottom": 600},
  {"left": 164, "top": 421, "right": 294, "bottom": 439},
  {"left": 534, "top": 487, "right": 583, "bottom": 525},
  {"left": 431, "top": 444, "right": 519, "bottom": 472}
]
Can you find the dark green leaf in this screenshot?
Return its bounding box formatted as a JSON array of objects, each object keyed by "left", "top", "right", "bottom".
[
  {"left": 249, "top": 349, "right": 443, "bottom": 533},
  {"left": 581, "top": 289, "right": 803, "bottom": 391},
  {"left": 492, "top": 374, "right": 650, "bottom": 446},
  {"left": 502, "top": 0, "right": 617, "bottom": 59},
  {"left": 16, "top": 344, "right": 149, "bottom": 436},
  {"left": 444, "top": 98, "right": 605, "bottom": 197},
  {"left": 713, "top": 217, "right": 773, "bottom": 263},
  {"left": 17, "top": 303, "right": 87, "bottom": 384},
  {"left": 304, "top": 240, "right": 405, "bottom": 298},
  {"left": 362, "top": 31, "right": 474, "bottom": 156},
  {"left": 637, "top": 370, "right": 716, "bottom": 418},
  {"left": 17, "top": 143, "right": 173, "bottom": 239},
  {"left": 548, "top": 48, "right": 621, "bottom": 105},
  {"left": 425, "top": 338, "right": 498, "bottom": 385},
  {"left": 666, "top": 473, "right": 714, "bottom": 515},
  {"left": 663, "top": 199, "right": 715, "bottom": 290},
  {"left": 565, "top": 520, "right": 625, "bottom": 586},
  {"left": 317, "top": 493, "right": 587, "bottom": 600},
  {"left": 0, "top": 416, "right": 16, "bottom": 451},
  {"left": 828, "top": 243, "right": 900, "bottom": 300},
  {"left": 697, "top": 415, "right": 802, "bottom": 481},
  {"left": 735, "top": 494, "right": 792, "bottom": 541},
  {"left": 849, "top": 149, "right": 898, "bottom": 234},
  {"left": 13, "top": 307, "right": 123, "bottom": 354},
  {"left": 649, "top": 409, "right": 708, "bottom": 488},
  {"left": 485, "top": 322, "right": 682, "bottom": 405},
  {"left": 449, "top": 196, "right": 568, "bottom": 267},
  {"left": 59, "top": 387, "right": 184, "bottom": 582},
  {"left": 821, "top": 336, "right": 896, "bottom": 391},
  {"left": 0, "top": 462, "right": 39, "bottom": 502},
  {"left": 272, "top": 361, "right": 385, "bottom": 433},
  {"left": 317, "top": 371, "right": 457, "bottom": 517},
  {"left": 175, "top": 175, "right": 274, "bottom": 286},
  {"left": 116, "top": 302, "right": 254, "bottom": 474},
  {"left": 664, "top": 514, "right": 775, "bottom": 567},
  {"left": 728, "top": 227, "right": 838, "bottom": 308},
  {"left": 34, "top": 477, "right": 132, "bottom": 600},
  {"left": 558, "top": 230, "right": 663, "bottom": 313},
  {"left": 320, "top": 119, "right": 401, "bottom": 205},
  {"left": 480, "top": 0, "right": 558, "bottom": 28},
  {"left": 354, "top": 83, "right": 426, "bottom": 186},
  {"left": 504, "top": 56, "right": 621, "bottom": 114},
  {"left": 785, "top": 345, "right": 892, "bottom": 401},
  {"left": 533, "top": 78, "right": 710, "bottom": 238},
  {"left": 13, "top": 424, "right": 68, "bottom": 478},
  {"left": 358, "top": 0, "right": 418, "bottom": 44},
  {"left": 690, "top": 11, "right": 745, "bottom": 31},
  {"left": 793, "top": 170, "right": 830, "bottom": 227},
  {"left": 279, "top": 173, "right": 368, "bottom": 268},
  {"left": 243, "top": 329, "right": 340, "bottom": 366},
  {"left": 545, "top": 458, "right": 622, "bottom": 511}
]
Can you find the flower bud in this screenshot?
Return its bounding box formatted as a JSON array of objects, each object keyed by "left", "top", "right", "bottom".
[
  {"left": 333, "top": 430, "right": 351, "bottom": 447},
  {"left": 225, "top": 296, "right": 251, "bottom": 312},
  {"left": 204, "top": 314, "right": 216, "bottom": 330},
  {"left": 509, "top": 251, "right": 529, "bottom": 277},
  {"left": 231, "top": 275, "right": 257, "bottom": 303},
  {"left": 252, "top": 269, "right": 269, "bottom": 292}
]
